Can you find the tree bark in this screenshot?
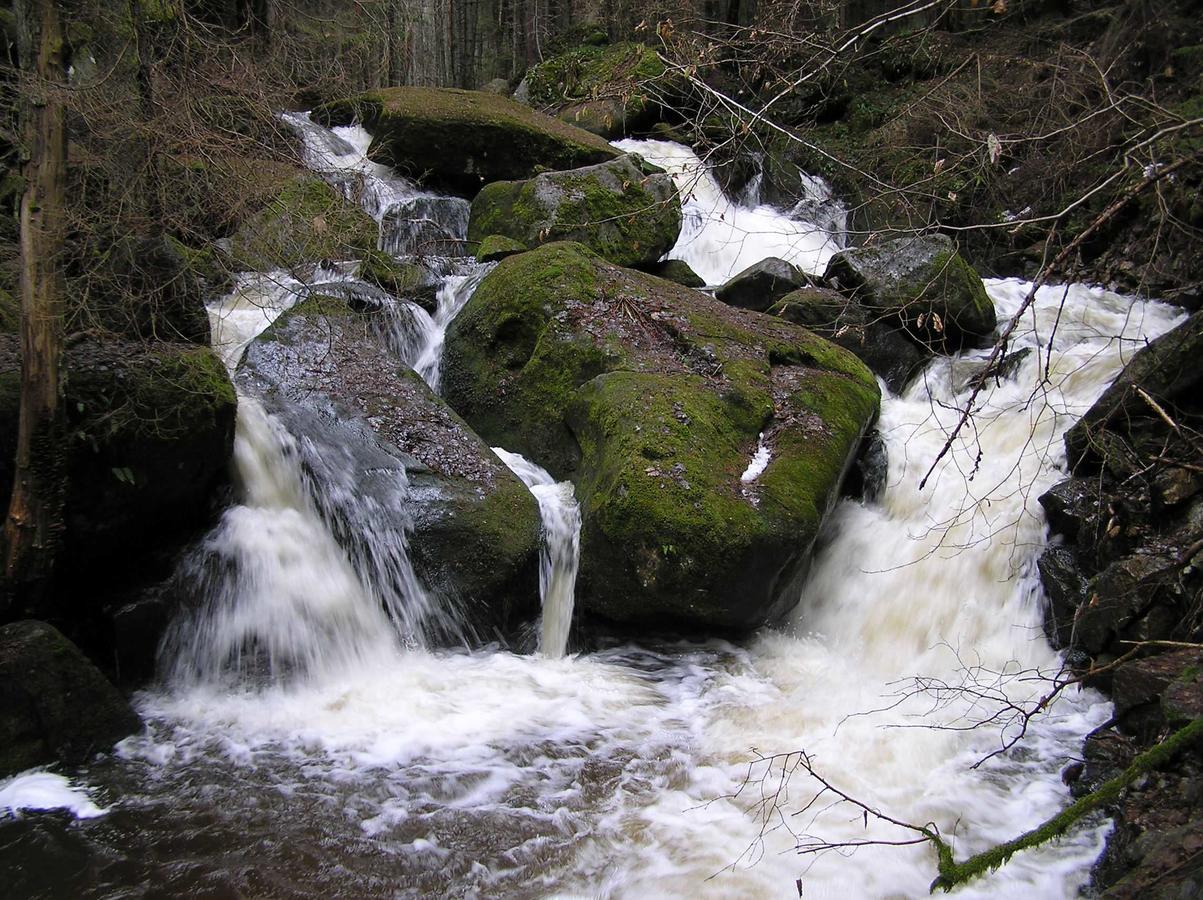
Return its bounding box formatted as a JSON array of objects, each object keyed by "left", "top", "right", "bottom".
[{"left": 4, "top": 0, "right": 69, "bottom": 613}]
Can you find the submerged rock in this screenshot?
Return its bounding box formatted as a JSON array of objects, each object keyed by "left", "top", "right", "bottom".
[
  {"left": 771, "top": 286, "right": 927, "bottom": 393},
  {"left": 443, "top": 242, "right": 880, "bottom": 631},
  {"left": 716, "top": 258, "right": 808, "bottom": 312},
  {"left": 824, "top": 234, "right": 996, "bottom": 351},
  {"left": 313, "top": 87, "right": 619, "bottom": 196},
  {"left": 467, "top": 154, "right": 681, "bottom": 269},
  {"left": 237, "top": 295, "right": 542, "bottom": 636},
  {"left": 523, "top": 42, "right": 670, "bottom": 139},
  {"left": 0, "top": 620, "right": 140, "bottom": 777}
]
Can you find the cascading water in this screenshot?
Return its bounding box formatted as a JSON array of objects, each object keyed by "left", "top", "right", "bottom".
[
  {"left": 614, "top": 138, "right": 847, "bottom": 284},
  {"left": 4, "top": 119, "right": 1186, "bottom": 900},
  {"left": 492, "top": 449, "right": 582, "bottom": 658}
]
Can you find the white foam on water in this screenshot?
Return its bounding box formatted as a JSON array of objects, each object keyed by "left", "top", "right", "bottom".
[{"left": 0, "top": 770, "right": 107, "bottom": 820}]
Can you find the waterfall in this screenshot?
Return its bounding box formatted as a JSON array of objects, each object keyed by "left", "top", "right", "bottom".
[
  {"left": 614, "top": 138, "right": 847, "bottom": 284},
  {"left": 36, "top": 119, "right": 1182, "bottom": 899},
  {"left": 492, "top": 448, "right": 582, "bottom": 658}
]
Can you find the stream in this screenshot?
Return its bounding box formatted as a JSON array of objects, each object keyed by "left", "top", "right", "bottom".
[{"left": 0, "top": 116, "right": 1185, "bottom": 899}]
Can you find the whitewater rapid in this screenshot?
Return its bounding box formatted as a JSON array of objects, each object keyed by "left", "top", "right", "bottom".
[{"left": 5, "top": 122, "right": 1184, "bottom": 899}]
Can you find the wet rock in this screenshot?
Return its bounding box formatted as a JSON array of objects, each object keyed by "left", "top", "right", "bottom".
[
  {"left": 467, "top": 154, "right": 681, "bottom": 269},
  {"left": 443, "top": 241, "right": 880, "bottom": 631},
  {"left": 1075, "top": 553, "right": 1176, "bottom": 656},
  {"left": 313, "top": 87, "right": 619, "bottom": 197},
  {"left": 771, "top": 286, "right": 928, "bottom": 393},
  {"left": 645, "top": 259, "right": 706, "bottom": 288},
  {"left": 844, "top": 430, "right": 888, "bottom": 502},
  {"left": 523, "top": 42, "right": 670, "bottom": 139},
  {"left": 1037, "top": 544, "right": 1088, "bottom": 649},
  {"left": 715, "top": 258, "right": 808, "bottom": 312},
  {"left": 0, "top": 620, "right": 140, "bottom": 778},
  {"left": 824, "top": 234, "right": 997, "bottom": 351},
  {"left": 1066, "top": 310, "right": 1202, "bottom": 472},
  {"left": 1040, "top": 477, "right": 1109, "bottom": 563},
  {"left": 237, "top": 295, "right": 542, "bottom": 637}
]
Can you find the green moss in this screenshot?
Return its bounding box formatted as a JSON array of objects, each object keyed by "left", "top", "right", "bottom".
[
  {"left": 0, "top": 287, "right": 18, "bottom": 334},
  {"left": 467, "top": 155, "right": 681, "bottom": 268},
  {"left": 228, "top": 176, "right": 377, "bottom": 272},
  {"left": 357, "top": 248, "right": 425, "bottom": 295},
  {"left": 475, "top": 234, "right": 527, "bottom": 261}
]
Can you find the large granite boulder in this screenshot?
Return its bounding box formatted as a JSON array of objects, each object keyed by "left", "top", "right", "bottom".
[
  {"left": 442, "top": 242, "right": 880, "bottom": 631},
  {"left": 0, "top": 620, "right": 140, "bottom": 777},
  {"left": 467, "top": 154, "right": 681, "bottom": 270},
  {"left": 824, "top": 234, "right": 996, "bottom": 350},
  {"left": 236, "top": 295, "right": 542, "bottom": 636},
  {"left": 313, "top": 87, "right": 620, "bottom": 196},
  {"left": 522, "top": 42, "right": 670, "bottom": 139}
]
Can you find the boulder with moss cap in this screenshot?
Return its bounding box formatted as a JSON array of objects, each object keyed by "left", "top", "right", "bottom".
[
  {"left": 443, "top": 241, "right": 880, "bottom": 631},
  {"left": 467, "top": 154, "right": 681, "bottom": 270},
  {"left": 313, "top": 87, "right": 619, "bottom": 197}
]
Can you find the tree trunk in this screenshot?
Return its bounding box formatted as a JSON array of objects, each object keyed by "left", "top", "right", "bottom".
[{"left": 4, "top": 0, "right": 69, "bottom": 613}]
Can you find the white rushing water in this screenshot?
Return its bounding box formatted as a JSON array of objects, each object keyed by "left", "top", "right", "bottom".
[
  {"left": 492, "top": 448, "right": 582, "bottom": 658},
  {"left": 89, "top": 120, "right": 1185, "bottom": 898},
  {"left": 614, "top": 138, "right": 846, "bottom": 284}
]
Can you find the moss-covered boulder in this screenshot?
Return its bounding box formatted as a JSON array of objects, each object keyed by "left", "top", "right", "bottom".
[
  {"left": 312, "top": 87, "right": 619, "bottom": 197},
  {"left": 645, "top": 258, "right": 706, "bottom": 288},
  {"left": 237, "top": 296, "right": 542, "bottom": 637},
  {"left": 228, "top": 175, "right": 377, "bottom": 272},
  {"left": 0, "top": 336, "right": 236, "bottom": 653},
  {"left": 771, "top": 286, "right": 929, "bottom": 393},
  {"left": 824, "top": 234, "right": 996, "bottom": 350},
  {"left": 524, "top": 42, "right": 670, "bottom": 139},
  {"left": 467, "top": 154, "right": 681, "bottom": 269},
  {"left": 443, "top": 242, "right": 880, "bottom": 631},
  {"left": 0, "top": 620, "right": 140, "bottom": 777}
]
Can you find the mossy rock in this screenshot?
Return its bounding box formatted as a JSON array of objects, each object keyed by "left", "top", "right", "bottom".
[
  {"left": 0, "top": 336, "right": 237, "bottom": 629},
  {"left": 525, "top": 42, "right": 671, "bottom": 139},
  {"left": 644, "top": 258, "right": 706, "bottom": 288},
  {"left": 357, "top": 248, "right": 428, "bottom": 296},
  {"left": 237, "top": 295, "right": 542, "bottom": 638},
  {"left": 771, "top": 286, "right": 929, "bottom": 393},
  {"left": 476, "top": 234, "right": 527, "bottom": 262},
  {"left": 824, "top": 234, "right": 996, "bottom": 350},
  {"left": 312, "top": 87, "right": 619, "bottom": 197},
  {"left": 0, "top": 620, "right": 141, "bottom": 778},
  {"left": 716, "top": 257, "right": 808, "bottom": 311},
  {"left": 467, "top": 154, "right": 681, "bottom": 269},
  {"left": 228, "top": 175, "right": 377, "bottom": 272},
  {"left": 443, "top": 242, "right": 880, "bottom": 631}
]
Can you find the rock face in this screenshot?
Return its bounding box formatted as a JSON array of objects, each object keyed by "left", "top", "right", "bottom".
[
  {"left": 824, "top": 234, "right": 996, "bottom": 350},
  {"left": 443, "top": 242, "right": 880, "bottom": 631},
  {"left": 467, "top": 154, "right": 681, "bottom": 270},
  {"left": 228, "top": 175, "right": 377, "bottom": 272},
  {"left": 0, "top": 620, "right": 140, "bottom": 777},
  {"left": 523, "top": 42, "right": 669, "bottom": 139},
  {"left": 1036, "top": 310, "right": 1203, "bottom": 897},
  {"left": 716, "top": 258, "right": 808, "bottom": 312},
  {"left": 313, "top": 87, "right": 619, "bottom": 196},
  {"left": 0, "top": 336, "right": 237, "bottom": 629},
  {"left": 770, "top": 286, "right": 927, "bottom": 393},
  {"left": 237, "top": 295, "right": 542, "bottom": 637}
]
